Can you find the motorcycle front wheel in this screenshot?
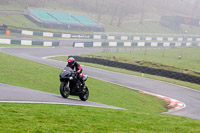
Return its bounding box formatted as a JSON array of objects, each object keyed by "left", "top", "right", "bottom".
[{"left": 60, "top": 82, "right": 70, "bottom": 98}]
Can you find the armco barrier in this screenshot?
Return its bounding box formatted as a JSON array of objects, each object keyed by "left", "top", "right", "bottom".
[
  {"left": 9, "top": 28, "right": 93, "bottom": 39},
  {"left": 69, "top": 56, "right": 200, "bottom": 85},
  {"left": 0, "top": 29, "right": 10, "bottom": 35},
  {"left": 0, "top": 30, "right": 6, "bottom": 34},
  {"left": 5, "top": 28, "right": 200, "bottom": 42},
  {"left": 73, "top": 42, "right": 200, "bottom": 47},
  {"left": 0, "top": 38, "right": 59, "bottom": 46}
]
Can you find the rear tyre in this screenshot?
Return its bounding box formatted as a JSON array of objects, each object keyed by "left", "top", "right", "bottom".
[
  {"left": 60, "top": 82, "right": 70, "bottom": 98},
  {"left": 79, "top": 86, "right": 89, "bottom": 101}
]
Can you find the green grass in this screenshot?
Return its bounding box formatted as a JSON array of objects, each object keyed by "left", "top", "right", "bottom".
[
  {"left": 0, "top": 44, "right": 14, "bottom": 47},
  {"left": 83, "top": 62, "right": 200, "bottom": 91},
  {"left": 0, "top": 43, "right": 45, "bottom": 47},
  {"left": 1, "top": 52, "right": 200, "bottom": 132},
  {"left": 84, "top": 47, "right": 200, "bottom": 75},
  {"left": 1, "top": 103, "right": 200, "bottom": 133},
  {"left": 104, "top": 20, "right": 200, "bottom": 34},
  {"left": 105, "top": 21, "right": 175, "bottom": 33},
  {"left": 0, "top": 15, "right": 39, "bottom": 29},
  {"left": 0, "top": 1, "right": 26, "bottom": 11},
  {"left": 0, "top": 15, "right": 94, "bottom": 34},
  {"left": 0, "top": 52, "right": 61, "bottom": 94}
]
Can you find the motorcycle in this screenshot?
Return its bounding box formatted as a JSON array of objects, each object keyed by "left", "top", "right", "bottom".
[{"left": 59, "top": 67, "right": 89, "bottom": 101}]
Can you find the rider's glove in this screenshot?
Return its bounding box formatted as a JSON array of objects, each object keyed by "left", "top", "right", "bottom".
[{"left": 77, "top": 70, "right": 81, "bottom": 74}]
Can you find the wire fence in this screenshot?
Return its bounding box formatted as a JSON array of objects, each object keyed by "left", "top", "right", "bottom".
[
  {"left": 94, "top": 31, "right": 200, "bottom": 37},
  {"left": 96, "top": 46, "right": 200, "bottom": 76}
]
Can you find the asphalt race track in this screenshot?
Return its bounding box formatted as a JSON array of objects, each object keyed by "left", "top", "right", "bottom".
[
  {"left": 0, "top": 46, "right": 200, "bottom": 120},
  {"left": 0, "top": 83, "right": 124, "bottom": 110}
]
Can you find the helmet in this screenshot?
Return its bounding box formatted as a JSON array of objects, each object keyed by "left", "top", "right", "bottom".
[{"left": 68, "top": 57, "right": 75, "bottom": 67}]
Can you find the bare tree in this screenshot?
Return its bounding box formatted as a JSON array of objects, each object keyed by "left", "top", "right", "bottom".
[
  {"left": 192, "top": 0, "right": 200, "bottom": 19},
  {"left": 140, "top": 0, "right": 146, "bottom": 24},
  {"left": 117, "top": 0, "right": 130, "bottom": 27},
  {"left": 95, "top": 0, "right": 105, "bottom": 21},
  {"left": 109, "top": 1, "right": 120, "bottom": 25}
]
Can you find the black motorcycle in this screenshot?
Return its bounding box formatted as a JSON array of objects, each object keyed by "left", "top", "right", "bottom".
[{"left": 59, "top": 67, "right": 89, "bottom": 101}]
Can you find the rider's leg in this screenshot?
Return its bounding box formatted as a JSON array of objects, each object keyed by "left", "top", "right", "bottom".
[{"left": 79, "top": 73, "right": 84, "bottom": 86}]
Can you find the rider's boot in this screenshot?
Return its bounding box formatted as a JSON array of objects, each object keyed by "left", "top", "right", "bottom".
[
  {"left": 80, "top": 78, "right": 85, "bottom": 87},
  {"left": 79, "top": 73, "right": 84, "bottom": 87}
]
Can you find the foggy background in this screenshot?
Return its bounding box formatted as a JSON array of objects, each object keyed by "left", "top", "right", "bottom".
[{"left": 1, "top": 0, "right": 200, "bottom": 27}]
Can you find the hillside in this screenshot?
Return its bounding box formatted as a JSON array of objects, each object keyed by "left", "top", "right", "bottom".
[{"left": 1, "top": 0, "right": 200, "bottom": 34}]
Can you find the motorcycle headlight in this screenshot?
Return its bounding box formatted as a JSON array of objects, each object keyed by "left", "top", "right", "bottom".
[{"left": 69, "top": 77, "right": 73, "bottom": 80}]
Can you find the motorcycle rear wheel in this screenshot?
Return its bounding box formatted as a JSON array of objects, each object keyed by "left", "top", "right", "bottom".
[
  {"left": 60, "top": 82, "right": 70, "bottom": 98},
  {"left": 79, "top": 86, "right": 89, "bottom": 101}
]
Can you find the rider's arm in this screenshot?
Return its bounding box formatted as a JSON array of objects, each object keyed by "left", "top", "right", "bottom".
[{"left": 76, "top": 62, "right": 82, "bottom": 74}]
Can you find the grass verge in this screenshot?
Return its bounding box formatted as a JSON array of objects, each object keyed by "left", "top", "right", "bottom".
[
  {"left": 0, "top": 44, "right": 46, "bottom": 47},
  {"left": 0, "top": 103, "right": 200, "bottom": 132},
  {"left": 85, "top": 47, "right": 200, "bottom": 73}
]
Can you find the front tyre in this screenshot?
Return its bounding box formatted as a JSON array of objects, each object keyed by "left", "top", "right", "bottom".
[
  {"left": 79, "top": 86, "right": 89, "bottom": 101},
  {"left": 60, "top": 82, "right": 70, "bottom": 98}
]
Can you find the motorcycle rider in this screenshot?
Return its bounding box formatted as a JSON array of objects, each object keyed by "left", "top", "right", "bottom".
[{"left": 67, "top": 57, "right": 84, "bottom": 86}]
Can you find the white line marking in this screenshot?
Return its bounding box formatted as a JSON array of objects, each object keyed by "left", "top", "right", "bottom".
[{"left": 0, "top": 101, "right": 125, "bottom": 110}]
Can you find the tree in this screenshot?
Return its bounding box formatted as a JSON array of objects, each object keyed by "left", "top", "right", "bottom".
[
  {"left": 140, "top": 0, "right": 146, "bottom": 24},
  {"left": 109, "top": 1, "right": 120, "bottom": 25},
  {"left": 95, "top": 0, "right": 105, "bottom": 21},
  {"left": 192, "top": 0, "right": 200, "bottom": 19},
  {"left": 117, "top": 0, "right": 130, "bottom": 27}
]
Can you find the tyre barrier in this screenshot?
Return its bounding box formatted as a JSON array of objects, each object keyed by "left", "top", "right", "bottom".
[{"left": 69, "top": 56, "right": 200, "bottom": 85}]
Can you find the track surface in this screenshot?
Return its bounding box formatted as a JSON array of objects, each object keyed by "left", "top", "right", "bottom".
[
  {"left": 0, "top": 83, "right": 123, "bottom": 110},
  {"left": 0, "top": 46, "right": 200, "bottom": 119}
]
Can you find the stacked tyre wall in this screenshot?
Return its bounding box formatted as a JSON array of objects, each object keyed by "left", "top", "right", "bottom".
[{"left": 70, "top": 56, "right": 200, "bottom": 85}]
